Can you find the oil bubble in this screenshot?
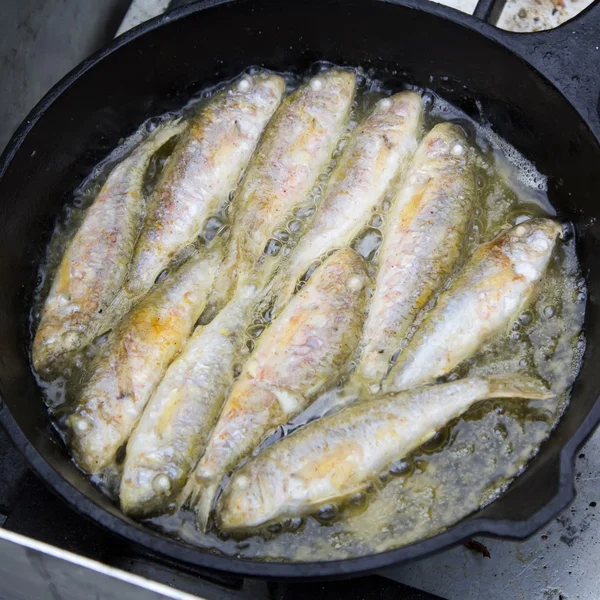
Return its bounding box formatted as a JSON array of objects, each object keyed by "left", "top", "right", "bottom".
[
  {"left": 274, "top": 229, "right": 290, "bottom": 243},
  {"left": 350, "top": 492, "right": 367, "bottom": 507},
  {"left": 295, "top": 205, "right": 315, "bottom": 219},
  {"left": 154, "top": 269, "right": 169, "bottom": 284},
  {"left": 421, "top": 91, "right": 435, "bottom": 109},
  {"left": 369, "top": 214, "right": 383, "bottom": 228},
  {"left": 379, "top": 471, "right": 390, "bottom": 483},
  {"left": 389, "top": 458, "right": 415, "bottom": 477},
  {"left": 284, "top": 517, "right": 304, "bottom": 532},
  {"left": 420, "top": 428, "right": 450, "bottom": 454},
  {"left": 248, "top": 324, "right": 265, "bottom": 338},
  {"left": 288, "top": 219, "right": 303, "bottom": 233},
  {"left": 204, "top": 216, "right": 223, "bottom": 241},
  {"left": 353, "top": 227, "right": 382, "bottom": 261},
  {"left": 264, "top": 238, "right": 283, "bottom": 256},
  {"left": 316, "top": 504, "right": 337, "bottom": 522},
  {"left": 494, "top": 423, "right": 508, "bottom": 439},
  {"left": 518, "top": 312, "right": 532, "bottom": 326}
]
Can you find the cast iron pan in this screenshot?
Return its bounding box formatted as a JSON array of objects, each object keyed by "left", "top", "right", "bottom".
[{"left": 0, "top": 0, "right": 599, "bottom": 579}]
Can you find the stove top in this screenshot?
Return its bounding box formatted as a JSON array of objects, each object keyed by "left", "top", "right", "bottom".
[
  {"left": 1, "top": 2, "right": 599, "bottom": 599},
  {"left": 0, "top": 426, "right": 443, "bottom": 600}
]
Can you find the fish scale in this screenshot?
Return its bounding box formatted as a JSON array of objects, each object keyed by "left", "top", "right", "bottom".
[
  {"left": 181, "top": 248, "right": 368, "bottom": 530},
  {"left": 67, "top": 248, "right": 221, "bottom": 473},
  {"left": 354, "top": 122, "right": 477, "bottom": 392},
  {"left": 387, "top": 218, "right": 563, "bottom": 392},
  {"left": 32, "top": 119, "right": 187, "bottom": 378},
  {"left": 218, "top": 375, "right": 553, "bottom": 531}
]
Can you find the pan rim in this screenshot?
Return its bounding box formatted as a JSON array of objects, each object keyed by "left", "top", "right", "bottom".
[{"left": 0, "top": 0, "right": 598, "bottom": 579}]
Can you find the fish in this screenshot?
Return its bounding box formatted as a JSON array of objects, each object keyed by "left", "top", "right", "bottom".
[
  {"left": 120, "top": 70, "right": 359, "bottom": 518},
  {"left": 32, "top": 119, "right": 187, "bottom": 378},
  {"left": 67, "top": 248, "right": 221, "bottom": 473},
  {"left": 386, "top": 218, "right": 562, "bottom": 392},
  {"left": 270, "top": 91, "right": 424, "bottom": 314},
  {"left": 120, "top": 287, "right": 256, "bottom": 517},
  {"left": 181, "top": 248, "right": 368, "bottom": 529},
  {"left": 354, "top": 122, "right": 476, "bottom": 392},
  {"left": 218, "top": 375, "right": 553, "bottom": 531},
  {"left": 210, "top": 68, "right": 357, "bottom": 306},
  {"left": 113, "top": 72, "right": 285, "bottom": 313}
]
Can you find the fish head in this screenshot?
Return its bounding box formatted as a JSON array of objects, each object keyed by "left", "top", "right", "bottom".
[
  {"left": 120, "top": 464, "right": 180, "bottom": 518},
  {"left": 425, "top": 122, "right": 469, "bottom": 162},
  {"left": 242, "top": 71, "right": 287, "bottom": 105},
  {"left": 218, "top": 461, "right": 285, "bottom": 531},
  {"left": 32, "top": 323, "right": 85, "bottom": 378},
  {"left": 374, "top": 90, "right": 423, "bottom": 122},
  {"left": 68, "top": 407, "right": 121, "bottom": 474},
  {"left": 307, "top": 69, "right": 357, "bottom": 106},
  {"left": 502, "top": 218, "right": 562, "bottom": 281}
]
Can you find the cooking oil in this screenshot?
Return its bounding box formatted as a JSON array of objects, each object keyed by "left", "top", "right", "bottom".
[{"left": 32, "top": 66, "right": 585, "bottom": 562}]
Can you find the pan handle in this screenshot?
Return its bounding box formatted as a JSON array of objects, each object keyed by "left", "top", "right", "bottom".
[{"left": 472, "top": 0, "right": 600, "bottom": 136}]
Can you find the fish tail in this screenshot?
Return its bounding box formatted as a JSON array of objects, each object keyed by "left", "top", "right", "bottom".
[
  {"left": 195, "top": 484, "right": 218, "bottom": 532},
  {"left": 289, "top": 384, "right": 360, "bottom": 428},
  {"left": 177, "top": 477, "right": 218, "bottom": 533},
  {"left": 485, "top": 375, "right": 554, "bottom": 401},
  {"left": 147, "top": 116, "right": 188, "bottom": 148}
]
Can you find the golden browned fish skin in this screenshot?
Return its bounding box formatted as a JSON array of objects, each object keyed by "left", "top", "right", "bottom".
[
  {"left": 32, "top": 119, "right": 187, "bottom": 378},
  {"left": 219, "top": 376, "right": 552, "bottom": 531},
  {"left": 113, "top": 72, "right": 285, "bottom": 315},
  {"left": 182, "top": 248, "right": 368, "bottom": 528},
  {"left": 210, "top": 69, "right": 357, "bottom": 307},
  {"left": 387, "top": 218, "right": 562, "bottom": 392},
  {"left": 120, "top": 288, "right": 255, "bottom": 517},
  {"left": 271, "top": 91, "right": 423, "bottom": 314},
  {"left": 355, "top": 122, "right": 476, "bottom": 392},
  {"left": 67, "top": 249, "right": 221, "bottom": 473}
]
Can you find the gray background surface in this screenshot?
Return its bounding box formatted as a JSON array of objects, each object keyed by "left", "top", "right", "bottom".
[{"left": 0, "top": 0, "right": 130, "bottom": 152}]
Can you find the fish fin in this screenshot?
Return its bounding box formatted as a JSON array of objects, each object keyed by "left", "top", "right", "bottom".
[
  {"left": 195, "top": 484, "right": 218, "bottom": 532},
  {"left": 177, "top": 478, "right": 218, "bottom": 533},
  {"left": 485, "top": 375, "right": 554, "bottom": 401},
  {"left": 177, "top": 476, "right": 199, "bottom": 510},
  {"left": 289, "top": 385, "right": 360, "bottom": 428},
  {"left": 146, "top": 117, "right": 188, "bottom": 148}
]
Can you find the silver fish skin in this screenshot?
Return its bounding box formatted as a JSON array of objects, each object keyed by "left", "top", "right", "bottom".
[
  {"left": 211, "top": 69, "right": 357, "bottom": 306},
  {"left": 67, "top": 249, "right": 221, "bottom": 473},
  {"left": 355, "top": 122, "right": 476, "bottom": 392},
  {"left": 387, "top": 218, "right": 562, "bottom": 392},
  {"left": 121, "top": 72, "right": 285, "bottom": 303},
  {"left": 120, "top": 286, "right": 256, "bottom": 517},
  {"left": 32, "top": 119, "right": 187, "bottom": 378},
  {"left": 181, "top": 248, "right": 368, "bottom": 529},
  {"left": 219, "top": 376, "right": 552, "bottom": 531},
  {"left": 271, "top": 91, "right": 423, "bottom": 314}
]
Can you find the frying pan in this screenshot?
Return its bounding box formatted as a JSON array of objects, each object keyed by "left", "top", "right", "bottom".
[{"left": 1, "top": 0, "right": 600, "bottom": 579}]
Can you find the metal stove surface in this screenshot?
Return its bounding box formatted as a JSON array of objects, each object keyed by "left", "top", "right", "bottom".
[{"left": 0, "top": 426, "right": 441, "bottom": 600}]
